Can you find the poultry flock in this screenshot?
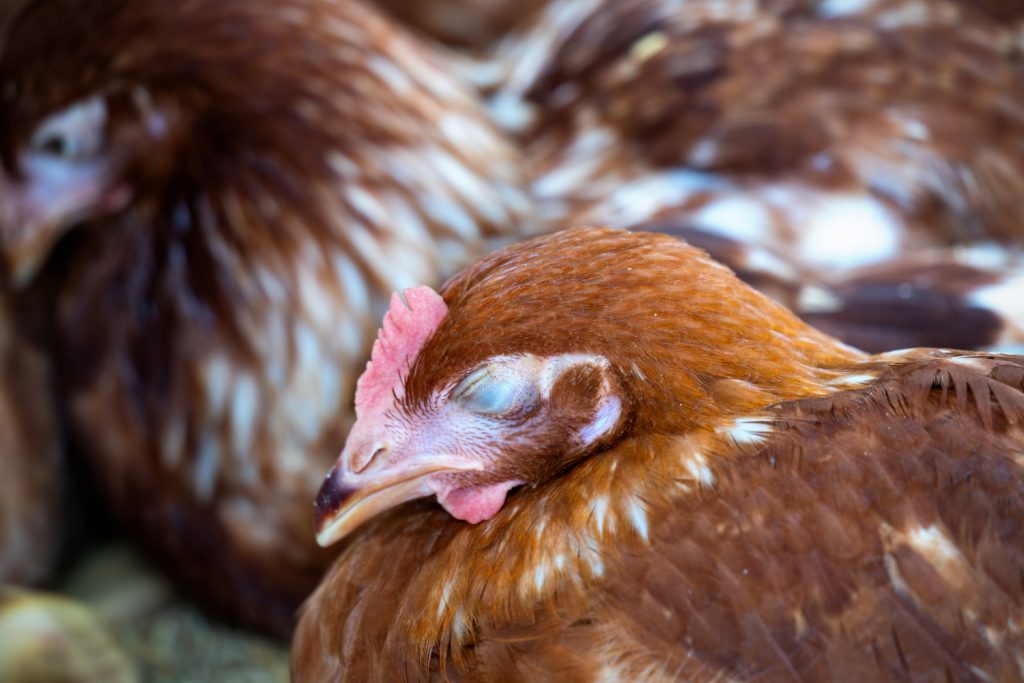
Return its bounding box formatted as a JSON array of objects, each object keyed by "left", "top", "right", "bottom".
[{"left": 0, "top": 0, "right": 1022, "bottom": 680}]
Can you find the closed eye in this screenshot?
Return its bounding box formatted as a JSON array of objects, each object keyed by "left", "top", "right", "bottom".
[{"left": 452, "top": 367, "right": 537, "bottom": 416}]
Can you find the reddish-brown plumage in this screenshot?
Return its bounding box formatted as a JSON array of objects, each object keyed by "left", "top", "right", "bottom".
[
  {"left": 293, "top": 229, "right": 1024, "bottom": 681},
  {"left": 0, "top": 0, "right": 529, "bottom": 634}
]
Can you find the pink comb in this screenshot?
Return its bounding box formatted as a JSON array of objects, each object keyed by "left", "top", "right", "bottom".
[{"left": 354, "top": 286, "right": 449, "bottom": 417}]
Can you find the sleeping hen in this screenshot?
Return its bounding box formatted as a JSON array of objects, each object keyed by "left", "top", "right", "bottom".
[
  {"left": 490, "top": 0, "right": 1024, "bottom": 352},
  {"left": 294, "top": 228, "right": 1024, "bottom": 681},
  {"left": 0, "top": 0, "right": 529, "bottom": 634}
]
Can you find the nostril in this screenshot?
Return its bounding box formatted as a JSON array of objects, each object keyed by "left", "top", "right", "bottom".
[{"left": 350, "top": 442, "right": 387, "bottom": 473}]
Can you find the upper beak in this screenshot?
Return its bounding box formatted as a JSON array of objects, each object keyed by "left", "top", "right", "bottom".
[
  {"left": 0, "top": 171, "right": 58, "bottom": 287},
  {"left": 313, "top": 454, "right": 481, "bottom": 547}
]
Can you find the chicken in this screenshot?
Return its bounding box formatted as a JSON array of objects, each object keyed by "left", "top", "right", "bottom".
[
  {"left": 0, "top": 0, "right": 529, "bottom": 634},
  {"left": 293, "top": 228, "right": 1024, "bottom": 681},
  {"left": 486, "top": 0, "right": 1024, "bottom": 352},
  {"left": 0, "top": 288, "right": 64, "bottom": 586}
]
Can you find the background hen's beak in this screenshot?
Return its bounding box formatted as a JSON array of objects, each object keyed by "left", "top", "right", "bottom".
[
  {"left": 0, "top": 223, "right": 63, "bottom": 287},
  {"left": 0, "top": 171, "right": 60, "bottom": 286},
  {"left": 0, "top": 160, "right": 131, "bottom": 287}
]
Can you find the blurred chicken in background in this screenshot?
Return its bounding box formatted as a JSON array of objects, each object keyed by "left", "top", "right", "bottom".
[
  {"left": 480, "top": 0, "right": 1024, "bottom": 352},
  {"left": 0, "top": 0, "right": 530, "bottom": 635}
]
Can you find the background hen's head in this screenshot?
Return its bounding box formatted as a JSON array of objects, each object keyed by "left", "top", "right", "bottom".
[
  {"left": 0, "top": 1, "right": 216, "bottom": 282},
  {"left": 0, "top": 0, "right": 531, "bottom": 635},
  {"left": 315, "top": 227, "right": 861, "bottom": 545},
  {"left": 0, "top": 0, "right": 420, "bottom": 286}
]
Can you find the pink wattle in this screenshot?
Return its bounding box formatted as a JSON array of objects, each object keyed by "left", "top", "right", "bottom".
[{"left": 438, "top": 481, "right": 522, "bottom": 524}]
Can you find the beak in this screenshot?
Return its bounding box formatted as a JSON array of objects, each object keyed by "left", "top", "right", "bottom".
[
  {"left": 0, "top": 170, "right": 58, "bottom": 286},
  {"left": 313, "top": 455, "right": 482, "bottom": 547},
  {"left": 1, "top": 222, "right": 63, "bottom": 287},
  {"left": 314, "top": 465, "right": 432, "bottom": 547},
  {"left": 0, "top": 162, "right": 131, "bottom": 287}
]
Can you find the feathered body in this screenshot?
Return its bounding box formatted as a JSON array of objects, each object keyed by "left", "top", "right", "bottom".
[
  {"left": 293, "top": 229, "right": 1024, "bottom": 681},
  {"left": 0, "top": 0, "right": 529, "bottom": 633},
  {"left": 489, "top": 0, "right": 1024, "bottom": 351}
]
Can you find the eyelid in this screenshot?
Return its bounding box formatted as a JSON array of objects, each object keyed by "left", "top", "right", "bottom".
[
  {"left": 452, "top": 365, "right": 536, "bottom": 416},
  {"left": 451, "top": 367, "right": 492, "bottom": 402}
]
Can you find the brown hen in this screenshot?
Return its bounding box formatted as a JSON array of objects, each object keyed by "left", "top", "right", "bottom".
[
  {"left": 0, "top": 0, "right": 530, "bottom": 634},
  {"left": 294, "top": 228, "right": 1024, "bottom": 681}
]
